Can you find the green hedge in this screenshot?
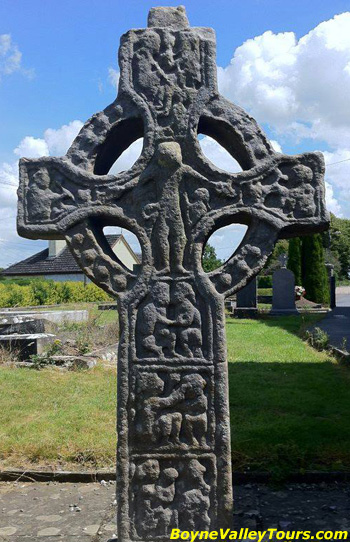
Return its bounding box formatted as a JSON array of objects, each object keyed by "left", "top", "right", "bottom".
[
  {"left": 258, "top": 275, "right": 272, "bottom": 288},
  {"left": 0, "top": 280, "right": 112, "bottom": 308}
]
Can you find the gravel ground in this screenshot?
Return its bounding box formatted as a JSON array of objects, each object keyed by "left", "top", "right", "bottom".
[{"left": 0, "top": 481, "right": 349, "bottom": 541}]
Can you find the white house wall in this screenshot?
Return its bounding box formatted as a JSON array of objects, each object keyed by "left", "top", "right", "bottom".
[{"left": 112, "top": 239, "right": 138, "bottom": 270}]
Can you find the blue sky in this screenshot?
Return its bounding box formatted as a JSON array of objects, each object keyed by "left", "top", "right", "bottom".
[{"left": 0, "top": 0, "right": 349, "bottom": 266}]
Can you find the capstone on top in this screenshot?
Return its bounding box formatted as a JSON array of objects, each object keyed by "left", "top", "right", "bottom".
[{"left": 147, "top": 5, "right": 189, "bottom": 28}]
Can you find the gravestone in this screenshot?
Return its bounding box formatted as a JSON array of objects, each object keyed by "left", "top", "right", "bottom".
[
  {"left": 271, "top": 256, "right": 298, "bottom": 315},
  {"left": 326, "top": 263, "right": 336, "bottom": 309},
  {"left": 235, "top": 277, "right": 258, "bottom": 318},
  {"left": 17, "top": 6, "right": 329, "bottom": 539}
]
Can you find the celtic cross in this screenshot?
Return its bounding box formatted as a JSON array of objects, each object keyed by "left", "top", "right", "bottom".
[{"left": 17, "top": 6, "right": 329, "bottom": 540}]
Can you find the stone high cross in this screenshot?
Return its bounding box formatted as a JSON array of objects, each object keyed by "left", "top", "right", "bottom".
[{"left": 17, "top": 6, "right": 329, "bottom": 540}]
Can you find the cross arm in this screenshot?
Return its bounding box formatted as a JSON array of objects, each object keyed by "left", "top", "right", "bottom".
[
  {"left": 193, "top": 151, "right": 329, "bottom": 297},
  {"left": 17, "top": 156, "right": 141, "bottom": 295},
  {"left": 17, "top": 156, "right": 138, "bottom": 239}
]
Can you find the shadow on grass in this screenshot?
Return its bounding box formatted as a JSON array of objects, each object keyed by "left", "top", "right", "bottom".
[{"left": 228, "top": 359, "right": 350, "bottom": 479}]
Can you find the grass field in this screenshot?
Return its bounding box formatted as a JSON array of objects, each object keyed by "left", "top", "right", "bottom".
[{"left": 1, "top": 313, "right": 349, "bottom": 477}]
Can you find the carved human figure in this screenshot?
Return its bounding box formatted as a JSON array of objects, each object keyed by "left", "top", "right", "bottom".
[
  {"left": 133, "top": 459, "right": 179, "bottom": 538},
  {"left": 139, "top": 142, "right": 208, "bottom": 273},
  {"left": 155, "top": 373, "right": 208, "bottom": 447},
  {"left": 172, "top": 282, "right": 202, "bottom": 358},
  {"left": 178, "top": 460, "right": 210, "bottom": 531},
  {"left": 27, "top": 168, "right": 53, "bottom": 221},
  {"left": 134, "top": 371, "right": 208, "bottom": 448},
  {"left": 137, "top": 282, "right": 176, "bottom": 357},
  {"left": 186, "top": 187, "right": 210, "bottom": 226},
  {"left": 134, "top": 372, "right": 165, "bottom": 441},
  {"left": 180, "top": 375, "right": 208, "bottom": 447},
  {"left": 135, "top": 371, "right": 183, "bottom": 447}
]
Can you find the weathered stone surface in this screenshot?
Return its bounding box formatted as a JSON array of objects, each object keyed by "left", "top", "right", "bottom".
[
  {"left": 0, "top": 309, "right": 88, "bottom": 325},
  {"left": 0, "top": 333, "right": 56, "bottom": 360},
  {"left": 271, "top": 268, "right": 298, "bottom": 315},
  {"left": 0, "top": 318, "right": 55, "bottom": 336},
  {"left": 17, "top": 6, "right": 329, "bottom": 540}
]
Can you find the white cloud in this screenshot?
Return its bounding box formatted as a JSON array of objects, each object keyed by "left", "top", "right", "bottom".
[
  {"left": 270, "top": 140, "right": 282, "bottom": 153},
  {"left": 0, "top": 34, "right": 33, "bottom": 81},
  {"left": 14, "top": 136, "right": 49, "bottom": 159},
  {"left": 198, "top": 135, "right": 242, "bottom": 172},
  {"left": 108, "top": 67, "right": 120, "bottom": 89},
  {"left": 209, "top": 224, "right": 248, "bottom": 262},
  {"left": 0, "top": 121, "right": 83, "bottom": 267},
  {"left": 218, "top": 12, "right": 350, "bottom": 217},
  {"left": 218, "top": 12, "right": 350, "bottom": 148},
  {"left": 44, "top": 120, "right": 83, "bottom": 156},
  {"left": 325, "top": 181, "right": 342, "bottom": 216},
  {"left": 110, "top": 138, "right": 143, "bottom": 174},
  {"left": 323, "top": 149, "right": 350, "bottom": 215}
]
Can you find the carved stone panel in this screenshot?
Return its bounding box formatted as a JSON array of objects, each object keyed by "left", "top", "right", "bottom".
[
  {"left": 130, "top": 366, "right": 214, "bottom": 451},
  {"left": 130, "top": 455, "right": 215, "bottom": 539}
]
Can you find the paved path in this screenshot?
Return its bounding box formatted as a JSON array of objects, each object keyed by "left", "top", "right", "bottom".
[
  {"left": 313, "top": 287, "right": 350, "bottom": 351},
  {"left": 1, "top": 481, "right": 350, "bottom": 540},
  {"left": 336, "top": 286, "right": 350, "bottom": 308}
]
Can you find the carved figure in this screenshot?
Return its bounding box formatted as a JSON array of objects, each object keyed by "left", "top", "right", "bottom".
[
  {"left": 178, "top": 460, "right": 211, "bottom": 531},
  {"left": 17, "top": 6, "right": 329, "bottom": 541},
  {"left": 172, "top": 282, "right": 202, "bottom": 358},
  {"left": 137, "top": 282, "right": 176, "bottom": 357},
  {"left": 133, "top": 459, "right": 178, "bottom": 538},
  {"left": 134, "top": 371, "right": 208, "bottom": 449}
]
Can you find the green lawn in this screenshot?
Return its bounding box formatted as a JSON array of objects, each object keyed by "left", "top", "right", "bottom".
[
  {"left": 226, "top": 316, "right": 350, "bottom": 476},
  {"left": 0, "top": 366, "right": 117, "bottom": 469},
  {"left": 1, "top": 314, "right": 350, "bottom": 476}
]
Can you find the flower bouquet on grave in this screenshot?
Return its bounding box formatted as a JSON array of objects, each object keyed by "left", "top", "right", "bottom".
[{"left": 295, "top": 285, "right": 306, "bottom": 300}]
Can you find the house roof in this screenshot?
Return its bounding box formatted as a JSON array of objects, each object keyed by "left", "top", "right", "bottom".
[{"left": 2, "top": 234, "right": 125, "bottom": 276}]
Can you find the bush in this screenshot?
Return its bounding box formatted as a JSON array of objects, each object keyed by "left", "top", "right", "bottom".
[
  {"left": 304, "top": 327, "right": 330, "bottom": 351},
  {"left": 0, "top": 283, "right": 32, "bottom": 308},
  {"left": 258, "top": 275, "right": 272, "bottom": 288},
  {"left": 302, "top": 234, "right": 330, "bottom": 305},
  {"left": 30, "top": 280, "right": 54, "bottom": 305},
  {"left": 288, "top": 237, "right": 302, "bottom": 285},
  {"left": 0, "top": 280, "right": 112, "bottom": 308}
]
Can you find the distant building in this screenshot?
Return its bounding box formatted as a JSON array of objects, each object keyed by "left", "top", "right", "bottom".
[{"left": 2, "top": 235, "right": 141, "bottom": 282}]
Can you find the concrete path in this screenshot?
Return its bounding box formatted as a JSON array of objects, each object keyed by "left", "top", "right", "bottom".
[
  {"left": 313, "top": 287, "right": 350, "bottom": 351},
  {"left": 336, "top": 286, "right": 350, "bottom": 308},
  {"left": 1, "top": 481, "right": 350, "bottom": 540}
]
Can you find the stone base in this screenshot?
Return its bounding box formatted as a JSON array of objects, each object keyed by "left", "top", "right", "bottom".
[
  {"left": 235, "top": 307, "right": 258, "bottom": 319},
  {"left": 270, "top": 309, "right": 299, "bottom": 316},
  {"left": 0, "top": 309, "right": 88, "bottom": 324},
  {"left": 0, "top": 333, "right": 56, "bottom": 360}
]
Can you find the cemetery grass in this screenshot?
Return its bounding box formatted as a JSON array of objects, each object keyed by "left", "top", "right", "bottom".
[
  {"left": 227, "top": 315, "right": 350, "bottom": 478},
  {"left": 1, "top": 313, "right": 350, "bottom": 476}
]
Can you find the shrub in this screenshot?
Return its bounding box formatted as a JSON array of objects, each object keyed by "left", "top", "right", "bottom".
[
  {"left": 258, "top": 275, "right": 272, "bottom": 288},
  {"left": 0, "top": 283, "right": 32, "bottom": 308},
  {"left": 0, "top": 279, "right": 112, "bottom": 308},
  {"left": 288, "top": 237, "right": 302, "bottom": 285},
  {"left": 304, "top": 327, "right": 330, "bottom": 351},
  {"left": 302, "top": 234, "right": 330, "bottom": 305},
  {"left": 29, "top": 280, "right": 54, "bottom": 306}
]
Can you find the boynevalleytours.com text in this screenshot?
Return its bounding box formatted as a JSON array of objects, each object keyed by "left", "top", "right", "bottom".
[{"left": 170, "top": 529, "right": 348, "bottom": 541}]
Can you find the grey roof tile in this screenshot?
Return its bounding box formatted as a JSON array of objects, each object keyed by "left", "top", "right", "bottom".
[{"left": 2, "top": 235, "right": 121, "bottom": 276}]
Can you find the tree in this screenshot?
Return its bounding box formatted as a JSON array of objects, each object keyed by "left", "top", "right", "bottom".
[
  {"left": 287, "top": 237, "right": 302, "bottom": 285},
  {"left": 202, "top": 244, "right": 223, "bottom": 272},
  {"left": 329, "top": 214, "right": 350, "bottom": 281},
  {"left": 301, "top": 234, "right": 329, "bottom": 304},
  {"left": 263, "top": 239, "right": 289, "bottom": 274}
]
